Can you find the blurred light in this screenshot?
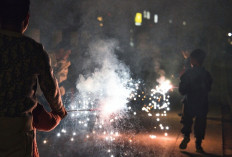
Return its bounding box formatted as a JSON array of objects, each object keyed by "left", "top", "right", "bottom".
[
  {"left": 43, "top": 140, "right": 47, "bottom": 144},
  {"left": 183, "top": 21, "right": 187, "bottom": 26},
  {"left": 143, "top": 10, "right": 150, "bottom": 19},
  {"left": 149, "top": 135, "right": 157, "bottom": 139},
  {"left": 143, "top": 10, "right": 147, "bottom": 18},
  {"left": 70, "top": 138, "right": 74, "bottom": 141},
  {"left": 135, "top": 13, "right": 142, "bottom": 26},
  {"left": 61, "top": 129, "right": 66, "bottom": 133},
  {"left": 228, "top": 33, "right": 232, "bottom": 37},
  {"left": 154, "top": 14, "right": 158, "bottom": 23},
  {"left": 97, "top": 16, "right": 103, "bottom": 22},
  {"left": 147, "top": 11, "right": 151, "bottom": 19},
  {"left": 99, "top": 23, "right": 103, "bottom": 27},
  {"left": 130, "top": 41, "right": 134, "bottom": 47},
  {"left": 169, "top": 19, "right": 173, "bottom": 24}
]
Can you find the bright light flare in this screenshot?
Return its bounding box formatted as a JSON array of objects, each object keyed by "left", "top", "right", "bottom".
[
  {"left": 152, "top": 77, "right": 173, "bottom": 94},
  {"left": 149, "top": 135, "right": 157, "bottom": 139}
]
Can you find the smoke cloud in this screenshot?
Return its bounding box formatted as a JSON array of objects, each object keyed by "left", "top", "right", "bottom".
[{"left": 76, "top": 39, "right": 133, "bottom": 116}]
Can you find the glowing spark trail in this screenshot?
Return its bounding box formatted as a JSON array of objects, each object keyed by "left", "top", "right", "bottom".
[{"left": 67, "top": 108, "right": 100, "bottom": 112}]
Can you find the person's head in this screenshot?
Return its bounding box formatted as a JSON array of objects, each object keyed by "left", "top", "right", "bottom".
[
  {"left": 0, "top": 0, "right": 30, "bottom": 33},
  {"left": 190, "top": 49, "right": 206, "bottom": 67}
]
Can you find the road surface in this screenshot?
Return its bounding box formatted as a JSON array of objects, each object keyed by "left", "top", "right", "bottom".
[{"left": 37, "top": 104, "right": 223, "bottom": 157}]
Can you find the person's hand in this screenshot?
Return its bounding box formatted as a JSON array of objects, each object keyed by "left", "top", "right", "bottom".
[
  {"left": 181, "top": 51, "right": 190, "bottom": 59},
  {"left": 33, "top": 104, "right": 61, "bottom": 132},
  {"left": 59, "top": 86, "right": 66, "bottom": 96}
]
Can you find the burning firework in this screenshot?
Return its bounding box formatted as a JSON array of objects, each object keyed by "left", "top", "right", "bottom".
[{"left": 38, "top": 40, "right": 174, "bottom": 157}]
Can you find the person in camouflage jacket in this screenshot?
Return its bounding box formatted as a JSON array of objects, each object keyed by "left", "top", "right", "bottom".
[{"left": 0, "top": 0, "right": 67, "bottom": 156}]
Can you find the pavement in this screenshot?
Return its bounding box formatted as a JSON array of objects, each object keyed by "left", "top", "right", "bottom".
[
  {"left": 131, "top": 108, "right": 223, "bottom": 157},
  {"left": 37, "top": 104, "right": 223, "bottom": 157}
]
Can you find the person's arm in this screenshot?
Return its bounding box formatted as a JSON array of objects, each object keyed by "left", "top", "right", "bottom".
[
  {"left": 38, "top": 48, "right": 67, "bottom": 119},
  {"left": 33, "top": 103, "right": 61, "bottom": 131},
  {"left": 179, "top": 73, "right": 190, "bottom": 95}
]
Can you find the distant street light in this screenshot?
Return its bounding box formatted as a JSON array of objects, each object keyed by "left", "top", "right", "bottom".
[{"left": 228, "top": 32, "right": 232, "bottom": 37}]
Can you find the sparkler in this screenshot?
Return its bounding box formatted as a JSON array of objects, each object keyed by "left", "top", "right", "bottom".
[
  {"left": 67, "top": 108, "right": 100, "bottom": 112},
  {"left": 128, "top": 76, "right": 174, "bottom": 140}
]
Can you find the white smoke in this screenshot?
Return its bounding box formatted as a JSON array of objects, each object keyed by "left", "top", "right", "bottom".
[{"left": 76, "top": 39, "right": 133, "bottom": 116}]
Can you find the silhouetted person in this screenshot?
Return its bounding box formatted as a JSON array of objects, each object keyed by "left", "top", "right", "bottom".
[
  {"left": 179, "top": 49, "right": 212, "bottom": 153},
  {"left": 0, "top": 0, "right": 67, "bottom": 157}
]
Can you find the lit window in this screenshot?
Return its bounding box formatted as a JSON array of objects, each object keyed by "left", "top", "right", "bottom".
[{"left": 135, "top": 13, "right": 142, "bottom": 26}]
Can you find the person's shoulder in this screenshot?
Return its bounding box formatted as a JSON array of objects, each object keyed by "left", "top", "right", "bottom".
[
  {"left": 200, "top": 67, "right": 211, "bottom": 75},
  {"left": 22, "top": 35, "right": 49, "bottom": 59},
  {"left": 197, "top": 67, "right": 212, "bottom": 81},
  {"left": 22, "top": 35, "right": 43, "bottom": 50}
]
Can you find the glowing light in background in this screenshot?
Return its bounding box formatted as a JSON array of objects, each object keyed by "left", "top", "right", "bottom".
[
  {"left": 135, "top": 13, "right": 142, "bottom": 26},
  {"left": 183, "top": 21, "right": 187, "bottom": 26},
  {"left": 154, "top": 14, "right": 158, "bottom": 23}
]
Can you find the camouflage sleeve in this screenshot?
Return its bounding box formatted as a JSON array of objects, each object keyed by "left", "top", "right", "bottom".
[{"left": 38, "top": 46, "right": 67, "bottom": 119}]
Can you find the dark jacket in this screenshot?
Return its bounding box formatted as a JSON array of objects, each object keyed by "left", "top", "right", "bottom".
[{"left": 179, "top": 66, "right": 212, "bottom": 116}]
